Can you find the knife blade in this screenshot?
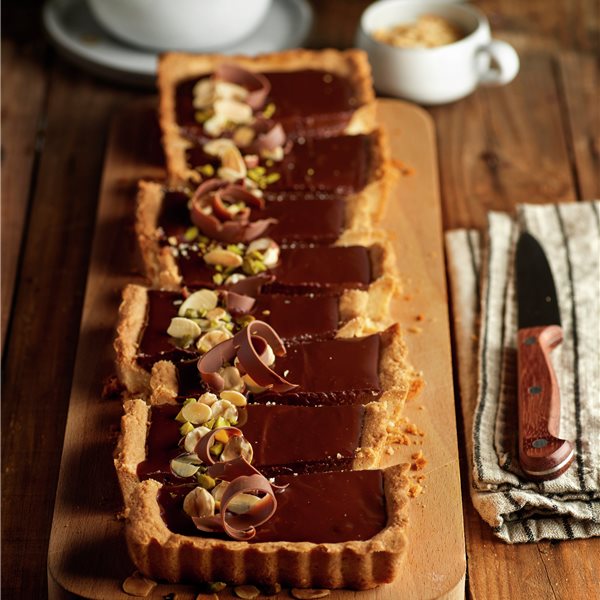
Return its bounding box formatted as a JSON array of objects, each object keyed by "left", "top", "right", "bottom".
[{"left": 515, "top": 232, "right": 574, "bottom": 480}]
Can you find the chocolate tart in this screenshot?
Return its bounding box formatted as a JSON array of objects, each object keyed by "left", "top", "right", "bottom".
[
  {"left": 136, "top": 179, "right": 374, "bottom": 251},
  {"left": 158, "top": 50, "right": 376, "bottom": 163},
  {"left": 122, "top": 464, "right": 408, "bottom": 589},
  {"left": 148, "top": 324, "right": 421, "bottom": 412},
  {"left": 114, "top": 278, "right": 397, "bottom": 395},
  {"left": 114, "top": 398, "right": 391, "bottom": 505}
]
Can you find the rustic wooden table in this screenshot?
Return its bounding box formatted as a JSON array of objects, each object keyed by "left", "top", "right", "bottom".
[{"left": 2, "top": 1, "right": 599, "bottom": 598}]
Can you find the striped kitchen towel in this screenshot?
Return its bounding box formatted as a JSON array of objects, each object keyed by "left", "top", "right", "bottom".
[{"left": 445, "top": 201, "right": 600, "bottom": 543}]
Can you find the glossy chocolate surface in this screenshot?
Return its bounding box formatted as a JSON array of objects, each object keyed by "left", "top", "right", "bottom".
[
  {"left": 176, "top": 333, "right": 383, "bottom": 404},
  {"left": 158, "top": 190, "right": 346, "bottom": 245},
  {"left": 175, "top": 70, "right": 360, "bottom": 141},
  {"left": 158, "top": 469, "right": 386, "bottom": 543},
  {"left": 176, "top": 245, "right": 372, "bottom": 292},
  {"left": 137, "top": 403, "right": 365, "bottom": 482},
  {"left": 135, "top": 291, "right": 340, "bottom": 370},
  {"left": 186, "top": 134, "right": 374, "bottom": 195}
]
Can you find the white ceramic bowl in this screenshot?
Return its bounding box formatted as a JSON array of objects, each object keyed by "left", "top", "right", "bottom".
[
  {"left": 88, "top": 0, "right": 273, "bottom": 52},
  {"left": 356, "top": 0, "right": 519, "bottom": 105}
]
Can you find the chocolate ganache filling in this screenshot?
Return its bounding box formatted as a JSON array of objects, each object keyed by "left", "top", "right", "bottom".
[
  {"left": 176, "top": 333, "right": 383, "bottom": 403},
  {"left": 186, "top": 134, "right": 374, "bottom": 195},
  {"left": 176, "top": 245, "right": 372, "bottom": 292},
  {"left": 158, "top": 190, "right": 346, "bottom": 245},
  {"left": 158, "top": 469, "right": 386, "bottom": 543},
  {"left": 136, "top": 291, "right": 341, "bottom": 371},
  {"left": 175, "top": 70, "right": 360, "bottom": 141},
  {"left": 137, "top": 403, "right": 366, "bottom": 483}
]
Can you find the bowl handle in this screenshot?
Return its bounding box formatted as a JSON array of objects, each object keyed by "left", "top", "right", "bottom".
[{"left": 476, "top": 40, "right": 520, "bottom": 86}]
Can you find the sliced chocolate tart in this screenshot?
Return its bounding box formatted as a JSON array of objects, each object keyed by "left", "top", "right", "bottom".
[
  {"left": 114, "top": 278, "right": 397, "bottom": 395},
  {"left": 123, "top": 464, "right": 409, "bottom": 589},
  {"left": 115, "top": 398, "right": 391, "bottom": 502},
  {"left": 158, "top": 50, "right": 376, "bottom": 158}
]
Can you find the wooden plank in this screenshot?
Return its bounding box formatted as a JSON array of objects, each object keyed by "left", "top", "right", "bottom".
[
  {"left": 429, "top": 52, "right": 577, "bottom": 231},
  {"left": 0, "top": 39, "right": 49, "bottom": 348},
  {"left": 47, "top": 98, "right": 465, "bottom": 599},
  {"left": 1, "top": 60, "right": 136, "bottom": 600},
  {"left": 557, "top": 51, "right": 600, "bottom": 200}
]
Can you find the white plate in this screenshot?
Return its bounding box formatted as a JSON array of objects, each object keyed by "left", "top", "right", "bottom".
[{"left": 43, "top": 0, "right": 314, "bottom": 87}]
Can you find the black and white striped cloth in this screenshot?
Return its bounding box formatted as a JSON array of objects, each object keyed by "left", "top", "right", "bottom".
[{"left": 446, "top": 202, "right": 600, "bottom": 543}]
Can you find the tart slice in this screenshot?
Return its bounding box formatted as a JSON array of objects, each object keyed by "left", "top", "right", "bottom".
[
  {"left": 158, "top": 50, "right": 376, "bottom": 150},
  {"left": 114, "top": 279, "right": 397, "bottom": 395},
  {"left": 123, "top": 464, "right": 409, "bottom": 589},
  {"left": 115, "top": 398, "right": 391, "bottom": 503}
]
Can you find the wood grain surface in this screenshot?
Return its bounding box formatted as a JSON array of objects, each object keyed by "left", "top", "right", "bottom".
[
  {"left": 46, "top": 98, "right": 465, "bottom": 600},
  {"left": 2, "top": 1, "right": 599, "bottom": 598}
]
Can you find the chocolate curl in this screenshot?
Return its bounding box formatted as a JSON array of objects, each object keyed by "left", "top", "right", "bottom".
[
  {"left": 190, "top": 180, "right": 276, "bottom": 244},
  {"left": 214, "top": 64, "right": 270, "bottom": 110},
  {"left": 221, "top": 290, "right": 256, "bottom": 316},
  {"left": 236, "top": 322, "right": 298, "bottom": 393},
  {"left": 192, "top": 473, "right": 277, "bottom": 540},
  {"left": 248, "top": 123, "right": 287, "bottom": 155},
  {"left": 198, "top": 338, "right": 237, "bottom": 392},
  {"left": 195, "top": 427, "right": 243, "bottom": 465},
  {"left": 226, "top": 274, "right": 274, "bottom": 296},
  {"left": 207, "top": 456, "right": 289, "bottom": 493}
]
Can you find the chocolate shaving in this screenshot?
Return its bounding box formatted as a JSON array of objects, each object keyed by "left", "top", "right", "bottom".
[
  {"left": 221, "top": 290, "right": 256, "bottom": 316},
  {"left": 226, "top": 274, "right": 274, "bottom": 296},
  {"left": 213, "top": 64, "right": 270, "bottom": 110},
  {"left": 190, "top": 179, "right": 275, "bottom": 244},
  {"left": 248, "top": 123, "right": 287, "bottom": 155},
  {"left": 197, "top": 320, "right": 297, "bottom": 393},
  {"left": 195, "top": 427, "right": 243, "bottom": 465},
  {"left": 192, "top": 473, "right": 277, "bottom": 540}
]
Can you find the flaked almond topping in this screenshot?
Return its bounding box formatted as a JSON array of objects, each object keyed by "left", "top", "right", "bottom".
[
  {"left": 214, "top": 98, "right": 253, "bottom": 124},
  {"left": 291, "top": 589, "right": 331, "bottom": 599},
  {"left": 247, "top": 237, "right": 280, "bottom": 267},
  {"left": 181, "top": 400, "right": 212, "bottom": 425},
  {"left": 197, "top": 329, "right": 234, "bottom": 354},
  {"left": 221, "top": 435, "right": 253, "bottom": 463},
  {"left": 198, "top": 391, "right": 218, "bottom": 406},
  {"left": 233, "top": 126, "right": 256, "bottom": 147},
  {"left": 170, "top": 454, "right": 201, "bottom": 478},
  {"left": 184, "top": 426, "right": 211, "bottom": 453},
  {"left": 228, "top": 492, "right": 261, "bottom": 515},
  {"left": 192, "top": 78, "right": 215, "bottom": 109},
  {"left": 210, "top": 399, "right": 238, "bottom": 422},
  {"left": 203, "top": 248, "right": 244, "bottom": 268},
  {"left": 220, "top": 365, "right": 245, "bottom": 392},
  {"left": 178, "top": 289, "right": 219, "bottom": 317},
  {"left": 214, "top": 80, "right": 249, "bottom": 102},
  {"left": 220, "top": 389, "right": 247, "bottom": 407},
  {"left": 122, "top": 572, "right": 157, "bottom": 597},
  {"left": 218, "top": 145, "right": 247, "bottom": 181},
  {"left": 214, "top": 63, "right": 271, "bottom": 110},
  {"left": 206, "top": 307, "right": 228, "bottom": 321},
  {"left": 233, "top": 584, "right": 260, "bottom": 599},
  {"left": 203, "top": 114, "right": 228, "bottom": 137},
  {"left": 211, "top": 480, "right": 229, "bottom": 502},
  {"left": 167, "top": 317, "right": 201, "bottom": 340},
  {"left": 203, "top": 138, "right": 238, "bottom": 157},
  {"left": 183, "top": 486, "right": 216, "bottom": 518}
]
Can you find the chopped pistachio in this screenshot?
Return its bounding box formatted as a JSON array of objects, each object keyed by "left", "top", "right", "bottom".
[
  {"left": 213, "top": 273, "right": 224, "bottom": 285},
  {"left": 262, "top": 102, "right": 276, "bottom": 118},
  {"left": 194, "top": 109, "right": 213, "bottom": 124},
  {"left": 179, "top": 421, "right": 194, "bottom": 436},
  {"left": 184, "top": 226, "right": 199, "bottom": 242},
  {"left": 196, "top": 473, "right": 216, "bottom": 490},
  {"left": 209, "top": 442, "right": 224, "bottom": 456},
  {"left": 214, "top": 416, "right": 231, "bottom": 430}
]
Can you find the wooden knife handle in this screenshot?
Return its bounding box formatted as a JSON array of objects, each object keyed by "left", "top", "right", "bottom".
[{"left": 517, "top": 325, "right": 574, "bottom": 480}]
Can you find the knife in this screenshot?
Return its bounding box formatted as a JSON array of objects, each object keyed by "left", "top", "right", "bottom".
[{"left": 515, "top": 232, "right": 575, "bottom": 480}]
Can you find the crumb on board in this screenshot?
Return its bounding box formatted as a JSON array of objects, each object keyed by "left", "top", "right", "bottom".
[
  {"left": 408, "top": 483, "right": 424, "bottom": 498},
  {"left": 102, "top": 375, "right": 124, "bottom": 399},
  {"left": 415, "top": 313, "right": 425, "bottom": 321},
  {"left": 405, "top": 423, "right": 426, "bottom": 437},
  {"left": 407, "top": 325, "right": 423, "bottom": 334},
  {"left": 391, "top": 158, "right": 416, "bottom": 177}
]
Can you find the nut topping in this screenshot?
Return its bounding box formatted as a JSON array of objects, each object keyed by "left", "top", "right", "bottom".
[
  {"left": 183, "top": 486, "right": 215, "bottom": 518},
  {"left": 227, "top": 492, "right": 261, "bottom": 515},
  {"left": 219, "top": 389, "right": 247, "bottom": 407},
  {"left": 214, "top": 98, "right": 253, "bottom": 124},
  {"left": 210, "top": 399, "right": 238, "bottom": 422},
  {"left": 197, "top": 329, "right": 233, "bottom": 353},
  {"left": 214, "top": 80, "right": 248, "bottom": 102},
  {"left": 178, "top": 289, "right": 219, "bottom": 316},
  {"left": 192, "top": 79, "right": 215, "bottom": 109},
  {"left": 203, "top": 138, "right": 237, "bottom": 157},
  {"left": 170, "top": 455, "right": 201, "bottom": 478},
  {"left": 233, "top": 126, "right": 256, "bottom": 148},
  {"left": 198, "top": 391, "right": 218, "bottom": 406},
  {"left": 184, "top": 426, "right": 211, "bottom": 453},
  {"left": 218, "top": 145, "right": 247, "bottom": 182},
  {"left": 221, "top": 435, "right": 253, "bottom": 463},
  {"left": 181, "top": 400, "right": 212, "bottom": 425},
  {"left": 220, "top": 365, "right": 245, "bottom": 392},
  {"left": 203, "top": 248, "right": 244, "bottom": 268},
  {"left": 211, "top": 481, "right": 229, "bottom": 502},
  {"left": 167, "top": 317, "right": 201, "bottom": 341}
]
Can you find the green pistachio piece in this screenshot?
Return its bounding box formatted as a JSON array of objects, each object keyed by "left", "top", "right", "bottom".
[
  {"left": 209, "top": 442, "right": 224, "bottom": 456},
  {"left": 184, "top": 226, "right": 199, "bottom": 242},
  {"left": 214, "top": 416, "right": 230, "bottom": 429},
  {"left": 179, "top": 421, "right": 194, "bottom": 436},
  {"left": 196, "top": 473, "right": 216, "bottom": 490}
]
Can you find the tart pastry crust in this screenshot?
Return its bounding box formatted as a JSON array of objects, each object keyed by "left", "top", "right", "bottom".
[{"left": 122, "top": 463, "right": 408, "bottom": 590}]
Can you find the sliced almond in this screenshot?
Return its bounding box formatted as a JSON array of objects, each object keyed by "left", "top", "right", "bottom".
[
  {"left": 228, "top": 493, "right": 261, "bottom": 515},
  {"left": 192, "top": 79, "right": 215, "bottom": 109},
  {"left": 178, "top": 289, "right": 219, "bottom": 316},
  {"left": 181, "top": 401, "right": 212, "bottom": 425},
  {"left": 170, "top": 455, "right": 200, "bottom": 478},
  {"left": 215, "top": 80, "right": 248, "bottom": 102},
  {"left": 203, "top": 138, "right": 237, "bottom": 157},
  {"left": 214, "top": 98, "right": 253, "bottom": 124},
  {"left": 233, "top": 126, "right": 256, "bottom": 148},
  {"left": 211, "top": 481, "right": 229, "bottom": 502},
  {"left": 242, "top": 373, "right": 269, "bottom": 394},
  {"left": 221, "top": 435, "right": 253, "bottom": 463},
  {"left": 167, "top": 317, "right": 202, "bottom": 340},
  {"left": 184, "top": 426, "right": 211, "bottom": 453},
  {"left": 203, "top": 114, "right": 228, "bottom": 137},
  {"left": 233, "top": 584, "right": 260, "bottom": 599},
  {"left": 247, "top": 238, "right": 280, "bottom": 267},
  {"left": 262, "top": 344, "right": 276, "bottom": 366},
  {"left": 261, "top": 146, "right": 284, "bottom": 161},
  {"left": 206, "top": 307, "right": 228, "bottom": 321},
  {"left": 203, "top": 248, "right": 243, "bottom": 268},
  {"left": 122, "top": 572, "right": 157, "bottom": 597},
  {"left": 291, "top": 590, "right": 331, "bottom": 599},
  {"left": 220, "top": 365, "right": 245, "bottom": 392},
  {"left": 219, "top": 145, "right": 247, "bottom": 181},
  {"left": 183, "top": 486, "right": 215, "bottom": 518},
  {"left": 219, "top": 390, "right": 247, "bottom": 407},
  {"left": 198, "top": 392, "right": 219, "bottom": 406},
  {"left": 210, "top": 399, "right": 238, "bottom": 422},
  {"left": 262, "top": 245, "right": 280, "bottom": 268},
  {"left": 197, "top": 329, "right": 233, "bottom": 353}
]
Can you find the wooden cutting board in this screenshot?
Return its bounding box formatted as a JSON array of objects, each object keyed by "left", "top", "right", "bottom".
[{"left": 47, "top": 98, "right": 465, "bottom": 600}]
